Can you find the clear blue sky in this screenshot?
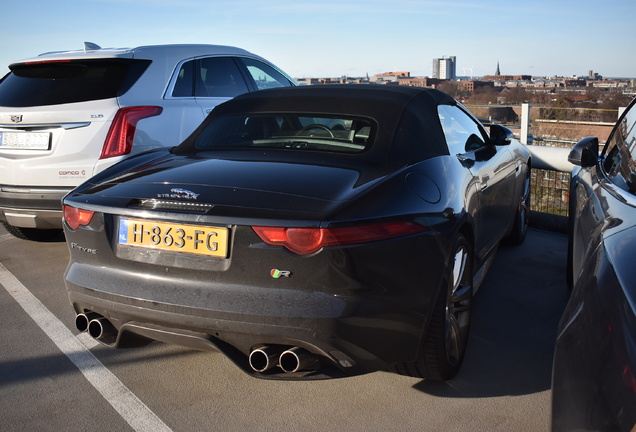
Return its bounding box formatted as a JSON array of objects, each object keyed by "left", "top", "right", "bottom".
[{"left": 2, "top": 0, "right": 634, "bottom": 79}]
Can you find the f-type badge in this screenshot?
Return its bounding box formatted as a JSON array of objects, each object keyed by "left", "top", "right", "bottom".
[{"left": 10, "top": 115, "right": 23, "bottom": 123}]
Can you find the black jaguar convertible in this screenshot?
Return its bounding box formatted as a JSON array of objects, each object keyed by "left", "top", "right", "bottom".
[{"left": 62, "top": 85, "right": 531, "bottom": 380}]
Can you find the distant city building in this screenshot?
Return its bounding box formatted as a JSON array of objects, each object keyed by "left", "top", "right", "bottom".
[
  {"left": 376, "top": 71, "right": 410, "bottom": 78},
  {"left": 292, "top": 66, "right": 633, "bottom": 97},
  {"left": 432, "top": 56, "right": 456, "bottom": 80},
  {"left": 398, "top": 77, "right": 445, "bottom": 88},
  {"left": 456, "top": 80, "right": 495, "bottom": 92},
  {"left": 483, "top": 62, "right": 531, "bottom": 82},
  {"left": 562, "top": 79, "right": 587, "bottom": 87},
  {"left": 369, "top": 72, "right": 410, "bottom": 84},
  {"left": 483, "top": 73, "right": 532, "bottom": 82},
  {"left": 296, "top": 76, "right": 368, "bottom": 85}
]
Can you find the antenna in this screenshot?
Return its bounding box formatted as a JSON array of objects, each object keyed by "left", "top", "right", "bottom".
[{"left": 84, "top": 42, "right": 102, "bottom": 52}]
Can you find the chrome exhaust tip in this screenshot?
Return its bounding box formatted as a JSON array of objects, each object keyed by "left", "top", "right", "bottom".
[
  {"left": 279, "top": 347, "right": 320, "bottom": 373},
  {"left": 88, "top": 317, "right": 117, "bottom": 342},
  {"left": 249, "top": 346, "right": 284, "bottom": 372},
  {"left": 75, "top": 312, "right": 101, "bottom": 332}
]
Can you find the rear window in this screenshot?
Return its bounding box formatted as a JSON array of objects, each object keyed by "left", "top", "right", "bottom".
[
  {"left": 0, "top": 59, "right": 150, "bottom": 107},
  {"left": 193, "top": 114, "right": 375, "bottom": 154}
]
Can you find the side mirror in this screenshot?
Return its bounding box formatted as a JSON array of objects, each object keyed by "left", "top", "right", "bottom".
[
  {"left": 475, "top": 145, "right": 496, "bottom": 162},
  {"left": 489, "top": 124, "right": 513, "bottom": 146},
  {"left": 568, "top": 137, "right": 599, "bottom": 167}
]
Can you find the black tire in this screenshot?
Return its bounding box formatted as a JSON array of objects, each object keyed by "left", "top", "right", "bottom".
[
  {"left": 1, "top": 222, "right": 63, "bottom": 242},
  {"left": 566, "top": 180, "right": 577, "bottom": 291},
  {"left": 566, "top": 235, "right": 574, "bottom": 290},
  {"left": 507, "top": 166, "right": 531, "bottom": 245},
  {"left": 392, "top": 234, "right": 473, "bottom": 380}
]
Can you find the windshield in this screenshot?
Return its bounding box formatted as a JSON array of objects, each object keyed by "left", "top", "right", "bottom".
[{"left": 193, "top": 113, "right": 375, "bottom": 154}]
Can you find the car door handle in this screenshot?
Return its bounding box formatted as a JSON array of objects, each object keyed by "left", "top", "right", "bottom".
[{"left": 480, "top": 175, "right": 490, "bottom": 191}]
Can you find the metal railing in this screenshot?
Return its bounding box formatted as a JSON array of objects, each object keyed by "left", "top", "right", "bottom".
[
  {"left": 530, "top": 166, "right": 570, "bottom": 216},
  {"left": 522, "top": 144, "right": 573, "bottom": 217},
  {"left": 525, "top": 145, "right": 572, "bottom": 233}
]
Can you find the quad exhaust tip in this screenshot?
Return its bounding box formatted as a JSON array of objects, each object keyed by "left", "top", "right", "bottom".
[
  {"left": 77, "top": 314, "right": 322, "bottom": 374},
  {"left": 75, "top": 312, "right": 117, "bottom": 343},
  {"left": 75, "top": 312, "right": 101, "bottom": 333},
  {"left": 248, "top": 345, "right": 320, "bottom": 374}
]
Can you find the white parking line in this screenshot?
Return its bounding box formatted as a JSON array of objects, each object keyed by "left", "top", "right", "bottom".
[{"left": 0, "top": 262, "right": 173, "bottom": 432}]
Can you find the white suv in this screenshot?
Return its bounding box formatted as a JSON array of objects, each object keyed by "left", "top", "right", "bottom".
[{"left": 0, "top": 43, "right": 296, "bottom": 240}]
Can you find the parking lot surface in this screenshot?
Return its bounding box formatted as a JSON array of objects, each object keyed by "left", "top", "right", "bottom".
[{"left": 0, "top": 227, "right": 568, "bottom": 431}]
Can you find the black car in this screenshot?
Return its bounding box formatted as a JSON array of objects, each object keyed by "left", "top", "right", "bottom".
[
  {"left": 554, "top": 98, "right": 636, "bottom": 431},
  {"left": 62, "top": 85, "right": 531, "bottom": 380}
]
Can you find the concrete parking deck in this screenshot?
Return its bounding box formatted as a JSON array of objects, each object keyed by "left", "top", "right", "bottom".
[
  {"left": 432, "top": 227, "right": 570, "bottom": 398},
  {"left": 0, "top": 226, "right": 570, "bottom": 431}
]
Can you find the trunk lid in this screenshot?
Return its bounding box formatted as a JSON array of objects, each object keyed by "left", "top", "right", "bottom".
[{"left": 76, "top": 155, "right": 386, "bottom": 221}]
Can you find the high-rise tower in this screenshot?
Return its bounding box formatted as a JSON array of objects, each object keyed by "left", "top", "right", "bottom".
[{"left": 432, "top": 56, "right": 456, "bottom": 80}]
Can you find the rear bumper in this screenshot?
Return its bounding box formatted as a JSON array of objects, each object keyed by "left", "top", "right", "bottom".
[
  {"left": 67, "top": 274, "right": 433, "bottom": 379},
  {"left": 65, "top": 229, "right": 448, "bottom": 379},
  {"left": 0, "top": 185, "right": 71, "bottom": 228}
]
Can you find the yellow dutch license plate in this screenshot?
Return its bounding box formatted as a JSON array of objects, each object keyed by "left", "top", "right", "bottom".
[{"left": 118, "top": 218, "right": 229, "bottom": 258}]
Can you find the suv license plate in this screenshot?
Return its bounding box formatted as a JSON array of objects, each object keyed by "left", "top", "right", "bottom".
[
  {"left": 118, "top": 218, "right": 229, "bottom": 258},
  {"left": 0, "top": 131, "right": 51, "bottom": 150}
]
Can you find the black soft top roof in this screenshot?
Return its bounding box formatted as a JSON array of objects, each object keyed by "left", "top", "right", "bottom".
[
  {"left": 177, "top": 84, "right": 457, "bottom": 164},
  {"left": 212, "top": 84, "right": 455, "bottom": 114}
]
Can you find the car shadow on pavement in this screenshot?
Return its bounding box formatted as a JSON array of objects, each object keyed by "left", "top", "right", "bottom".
[
  {"left": 413, "top": 229, "right": 571, "bottom": 398},
  {"left": 37, "top": 232, "right": 66, "bottom": 243},
  {"left": 0, "top": 346, "right": 204, "bottom": 388},
  {"left": 14, "top": 230, "right": 66, "bottom": 243}
]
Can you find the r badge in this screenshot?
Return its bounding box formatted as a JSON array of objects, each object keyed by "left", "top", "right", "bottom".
[{"left": 270, "top": 269, "right": 291, "bottom": 279}]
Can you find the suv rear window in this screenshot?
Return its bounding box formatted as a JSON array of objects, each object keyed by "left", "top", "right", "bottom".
[
  {"left": 0, "top": 59, "right": 150, "bottom": 107},
  {"left": 192, "top": 113, "right": 375, "bottom": 154}
]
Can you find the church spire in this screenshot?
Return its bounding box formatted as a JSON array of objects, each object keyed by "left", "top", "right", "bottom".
[{"left": 495, "top": 61, "right": 501, "bottom": 76}]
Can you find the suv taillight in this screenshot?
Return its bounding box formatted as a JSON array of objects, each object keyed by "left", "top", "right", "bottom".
[{"left": 100, "top": 106, "right": 163, "bottom": 159}]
